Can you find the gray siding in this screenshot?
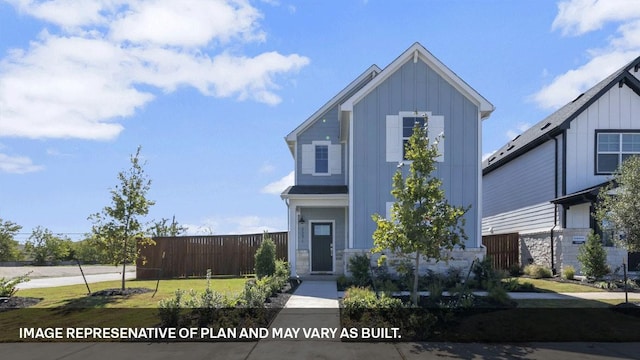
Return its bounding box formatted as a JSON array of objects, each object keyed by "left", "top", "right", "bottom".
[
  {"left": 298, "top": 207, "right": 347, "bottom": 251},
  {"left": 483, "top": 140, "right": 556, "bottom": 217},
  {"left": 352, "top": 59, "right": 480, "bottom": 248},
  {"left": 296, "top": 105, "right": 344, "bottom": 185}
]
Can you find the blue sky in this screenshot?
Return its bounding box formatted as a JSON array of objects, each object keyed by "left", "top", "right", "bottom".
[{"left": 1, "top": 0, "right": 640, "bottom": 241}]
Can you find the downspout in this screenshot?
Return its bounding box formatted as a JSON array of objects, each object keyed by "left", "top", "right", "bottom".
[{"left": 550, "top": 135, "right": 558, "bottom": 275}]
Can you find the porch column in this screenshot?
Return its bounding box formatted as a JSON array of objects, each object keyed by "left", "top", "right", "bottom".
[{"left": 288, "top": 203, "right": 298, "bottom": 277}]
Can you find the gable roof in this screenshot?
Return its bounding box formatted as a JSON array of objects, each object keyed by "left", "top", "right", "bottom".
[
  {"left": 284, "top": 64, "right": 381, "bottom": 154},
  {"left": 483, "top": 56, "right": 640, "bottom": 175},
  {"left": 340, "top": 42, "right": 495, "bottom": 119}
]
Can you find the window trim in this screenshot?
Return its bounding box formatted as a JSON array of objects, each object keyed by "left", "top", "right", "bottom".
[{"left": 594, "top": 130, "right": 640, "bottom": 175}]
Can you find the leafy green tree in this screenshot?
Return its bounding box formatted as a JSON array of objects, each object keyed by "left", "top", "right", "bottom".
[
  {"left": 148, "top": 215, "right": 187, "bottom": 237},
  {"left": 576, "top": 231, "right": 609, "bottom": 279},
  {"left": 24, "top": 226, "right": 71, "bottom": 265},
  {"left": 595, "top": 155, "right": 640, "bottom": 254},
  {"left": 372, "top": 117, "right": 469, "bottom": 306},
  {"left": 0, "top": 218, "right": 22, "bottom": 262},
  {"left": 89, "top": 146, "right": 156, "bottom": 290},
  {"left": 72, "top": 236, "right": 110, "bottom": 264}
]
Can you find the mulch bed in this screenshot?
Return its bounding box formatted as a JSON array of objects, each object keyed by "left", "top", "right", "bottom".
[{"left": 0, "top": 296, "right": 42, "bottom": 311}]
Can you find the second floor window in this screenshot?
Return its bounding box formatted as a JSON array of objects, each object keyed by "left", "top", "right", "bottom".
[
  {"left": 315, "top": 145, "right": 329, "bottom": 174},
  {"left": 402, "top": 116, "right": 426, "bottom": 160},
  {"left": 596, "top": 132, "right": 640, "bottom": 174}
]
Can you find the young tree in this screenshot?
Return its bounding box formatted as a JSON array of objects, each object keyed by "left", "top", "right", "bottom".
[
  {"left": 89, "top": 146, "right": 155, "bottom": 290},
  {"left": 372, "top": 117, "right": 469, "bottom": 306},
  {"left": 595, "top": 155, "right": 640, "bottom": 255},
  {"left": 148, "top": 216, "right": 187, "bottom": 237},
  {"left": 24, "top": 226, "right": 71, "bottom": 265},
  {"left": 576, "top": 231, "right": 609, "bottom": 279},
  {"left": 0, "top": 218, "right": 22, "bottom": 262}
]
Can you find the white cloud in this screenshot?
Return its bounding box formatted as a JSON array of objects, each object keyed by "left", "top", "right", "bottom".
[
  {"left": 505, "top": 122, "right": 531, "bottom": 140},
  {"left": 532, "top": 0, "right": 640, "bottom": 110},
  {"left": 0, "top": 0, "right": 310, "bottom": 140},
  {"left": 261, "top": 171, "right": 294, "bottom": 194},
  {"left": 184, "top": 215, "right": 285, "bottom": 235},
  {"left": 0, "top": 153, "right": 44, "bottom": 174},
  {"left": 552, "top": 0, "right": 640, "bottom": 36},
  {"left": 259, "top": 162, "right": 276, "bottom": 174}
]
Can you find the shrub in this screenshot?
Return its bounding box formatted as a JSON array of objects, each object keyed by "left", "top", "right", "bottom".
[
  {"left": 524, "top": 264, "right": 552, "bottom": 279},
  {"left": 158, "top": 289, "right": 185, "bottom": 327},
  {"left": 255, "top": 233, "right": 277, "bottom": 279},
  {"left": 348, "top": 253, "right": 372, "bottom": 287},
  {"left": 274, "top": 260, "right": 290, "bottom": 280},
  {"left": 486, "top": 281, "right": 512, "bottom": 307},
  {"left": 240, "top": 281, "right": 268, "bottom": 308},
  {"left": 563, "top": 265, "right": 575, "bottom": 280},
  {"left": 508, "top": 263, "right": 523, "bottom": 277},
  {"left": 577, "top": 232, "right": 609, "bottom": 280},
  {"left": 342, "top": 286, "right": 402, "bottom": 318},
  {"left": 0, "top": 272, "right": 31, "bottom": 297}
]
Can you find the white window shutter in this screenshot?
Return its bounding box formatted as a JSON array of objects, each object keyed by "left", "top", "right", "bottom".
[
  {"left": 429, "top": 115, "right": 445, "bottom": 162},
  {"left": 329, "top": 144, "right": 341, "bottom": 174},
  {"left": 301, "top": 144, "right": 314, "bottom": 174},
  {"left": 386, "top": 115, "right": 401, "bottom": 162}
]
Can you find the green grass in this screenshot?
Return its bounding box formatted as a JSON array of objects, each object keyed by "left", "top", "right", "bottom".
[
  {"left": 1, "top": 278, "right": 250, "bottom": 341},
  {"left": 15, "top": 278, "right": 248, "bottom": 308},
  {"left": 515, "top": 298, "right": 618, "bottom": 308},
  {"left": 508, "top": 277, "right": 605, "bottom": 293}
]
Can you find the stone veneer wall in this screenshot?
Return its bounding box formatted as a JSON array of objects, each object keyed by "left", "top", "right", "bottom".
[
  {"left": 559, "top": 228, "right": 628, "bottom": 275},
  {"left": 520, "top": 231, "right": 561, "bottom": 272},
  {"left": 342, "top": 247, "right": 485, "bottom": 277},
  {"left": 519, "top": 229, "right": 629, "bottom": 277},
  {"left": 295, "top": 249, "right": 346, "bottom": 276}
]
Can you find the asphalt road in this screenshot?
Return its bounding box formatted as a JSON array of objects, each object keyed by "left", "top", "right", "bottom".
[{"left": 0, "top": 265, "right": 136, "bottom": 289}]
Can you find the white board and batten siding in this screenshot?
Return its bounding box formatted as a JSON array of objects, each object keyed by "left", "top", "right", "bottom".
[{"left": 565, "top": 78, "right": 640, "bottom": 194}]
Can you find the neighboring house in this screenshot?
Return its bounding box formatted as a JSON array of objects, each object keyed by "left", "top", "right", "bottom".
[
  {"left": 281, "top": 43, "right": 495, "bottom": 277},
  {"left": 482, "top": 56, "right": 640, "bottom": 275}
]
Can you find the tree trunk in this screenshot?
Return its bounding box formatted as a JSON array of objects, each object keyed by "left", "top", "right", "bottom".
[
  {"left": 412, "top": 251, "right": 420, "bottom": 306},
  {"left": 121, "top": 236, "right": 127, "bottom": 291}
]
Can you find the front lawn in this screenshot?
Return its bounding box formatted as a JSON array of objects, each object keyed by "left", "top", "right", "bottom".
[
  {"left": 508, "top": 277, "right": 605, "bottom": 293},
  {"left": 0, "top": 278, "right": 249, "bottom": 342}
]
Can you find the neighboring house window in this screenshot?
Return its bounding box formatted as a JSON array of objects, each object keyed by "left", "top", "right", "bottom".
[
  {"left": 386, "top": 111, "right": 445, "bottom": 163},
  {"left": 315, "top": 145, "right": 328, "bottom": 174},
  {"left": 301, "top": 141, "right": 341, "bottom": 176},
  {"left": 596, "top": 131, "right": 640, "bottom": 174}
]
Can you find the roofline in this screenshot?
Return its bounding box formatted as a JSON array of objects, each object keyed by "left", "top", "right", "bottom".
[
  {"left": 280, "top": 193, "right": 349, "bottom": 201},
  {"left": 340, "top": 42, "right": 495, "bottom": 118},
  {"left": 285, "top": 64, "right": 381, "bottom": 145},
  {"left": 483, "top": 69, "right": 640, "bottom": 175}
]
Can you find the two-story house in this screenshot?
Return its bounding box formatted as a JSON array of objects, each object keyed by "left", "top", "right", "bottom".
[
  {"left": 482, "top": 56, "right": 640, "bottom": 275},
  {"left": 281, "top": 43, "right": 494, "bottom": 277}
]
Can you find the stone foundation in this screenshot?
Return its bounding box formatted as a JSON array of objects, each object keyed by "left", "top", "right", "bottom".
[
  {"left": 342, "top": 247, "right": 485, "bottom": 277},
  {"left": 294, "top": 249, "right": 346, "bottom": 276},
  {"left": 520, "top": 231, "right": 561, "bottom": 271}
]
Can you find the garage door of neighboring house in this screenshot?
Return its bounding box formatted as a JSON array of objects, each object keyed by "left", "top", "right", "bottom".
[{"left": 482, "top": 233, "right": 519, "bottom": 270}]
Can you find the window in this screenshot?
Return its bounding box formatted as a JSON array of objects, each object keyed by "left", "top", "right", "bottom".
[
  {"left": 300, "top": 141, "right": 341, "bottom": 176},
  {"left": 596, "top": 132, "right": 640, "bottom": 174},
  {"left": 386, "top": 111, "right": 444, "bottom": 163},
  {"left": 315, "top": 145, "right": 328, "bottom": 174},
  {"left": 402, "top": 116, "right": 425, "bottom": 159}
]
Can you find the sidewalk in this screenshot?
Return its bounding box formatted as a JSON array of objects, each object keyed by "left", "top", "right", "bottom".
[{"left": 15, "top": 272, "right": 136, "bottom": 289}]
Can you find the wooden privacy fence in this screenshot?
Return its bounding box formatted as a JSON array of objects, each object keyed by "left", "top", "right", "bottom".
[
  {"left": 482, "top": 233, "right": 519, "bottom": 270},
  {"left": 137, "top": 232, "right": 288, "bottom": 279}
]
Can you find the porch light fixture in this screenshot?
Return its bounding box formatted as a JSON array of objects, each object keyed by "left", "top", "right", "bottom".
[{"left": 298, "top": 215, "right": 306, "bottom": 224}]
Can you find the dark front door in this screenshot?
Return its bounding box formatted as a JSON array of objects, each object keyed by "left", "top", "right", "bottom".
[{"left": 311, "top": 222, "right": 333, "bottom": 272}]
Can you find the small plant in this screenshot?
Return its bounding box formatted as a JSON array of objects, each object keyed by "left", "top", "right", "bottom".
[
  {"left": 563, "top": 265, "right": 575, "bottom": 280},
  {"left": 577, "top": 232, "right": 610, "bottom": 280},
  {"left": 255, "top": 232, "right": 277, "bottom": 279},
  {"left": 508, "top": 263, "right": 523, "bottom": 277},
  {"left": 486, "top": 281, "right": 512, "bottom": 307},
  {"left": 524, "top": 264, "right": 552, "bottom": 279},
  {"left": 0, "top": 272, "right": 31, "bottom": 297},
  {"left": 158, "top": 289, "right": 185, "bottom": 327},
  {"left": 427, "top": 280, "right": 443, "bottom": 302},
  {"left": 240, "top": 281, "right": 268, "bottom": 308},
  {"left": 348, "top": 253, "right": 372, "bottom": 287}
]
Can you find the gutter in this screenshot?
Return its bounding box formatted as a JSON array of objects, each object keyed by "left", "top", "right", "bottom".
[{"left": 549, "top": 135, "right": 559, "bottom": 275}]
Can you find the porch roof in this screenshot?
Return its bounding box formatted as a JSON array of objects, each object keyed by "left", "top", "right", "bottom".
[
  {"left": 281, "top": 185, "right": 348, "bottom": 196},
  {"left": 550, "top": 181, "right": 612, "bottom": 207}
]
